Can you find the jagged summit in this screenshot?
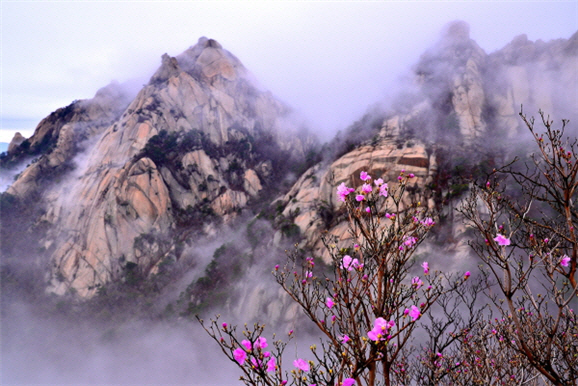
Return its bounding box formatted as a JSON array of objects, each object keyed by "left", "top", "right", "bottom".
[
  {"left": 2, "top": 27, "right": 576, "bottom": 300},
  {"left": 150, "top": 37, "right": 244, "bottom": 85},
  {"left": 3, "top": 37, "right": 316, "bottom": 297},
  {"left": 7, "top": 132, "right": 26, "bottom": 154}
]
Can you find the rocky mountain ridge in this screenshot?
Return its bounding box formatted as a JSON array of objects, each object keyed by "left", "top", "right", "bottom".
[
  {"left": 271, "top": 22, "right": 577, "bottom": 274},
  {"left": 1, "top": 23, "right": 576, "bottom": 309},
  {"left": 2, "top": 37, "right": 317, "bottom": 298}
]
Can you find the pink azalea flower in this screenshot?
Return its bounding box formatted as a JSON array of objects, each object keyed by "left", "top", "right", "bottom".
[
  {"left": 341, "top": 255, "right": 360, "bottom": 271},
  {"left": 464, "top": 271, "right": 471, "bottom": 279},
  {"left": 251, "top": 357, "right": 262, "bottom": 369},
  {"left": 326, "top": 297, "right": 335, "bottom": 308},
  {"left": 361, "top": 183, "right": 373, "bottom": 193},
  {"left": 233, "top": 348, "right": 247, "bottom": 364},
  {"left": 254, "top": 337, "right": 268, "bottom": 350},
  {"left": 305, "top": 271, "right": 313, "bottom": 278},
  {"left": 365, "top": 207, "right": 371, "bottom": 213},
  {"left": 412, "top": 276, "right": 423, "bottom": 289},
  {"left": 421, "top": 217, "right": 435, "bottom": 227},
  {"left": 241, "top": 340, "right": 252, "bottom": 350},
  {"left": 355, "top": 194, "right": 365, "bottom": 202},
  {"left": 266, "top": 357, "right": 276, "bottom": 372},
  {"left": 293, "top": 358, "right": 310, "bottom": 372},
  {"left": 379, "top": 183, "right": 388, "bottom": 197},
  {"left": 494, "top": 234, "right": 511, "bottom": 246},
  {"left": 336, "top": 183, "right": 355, "bottom": 202},
  {"left": 360, "top": 171, "right": 371, "bottom": 181},
  {"left": 404, "top": 236, "right": 417, "bottom": 247},
  {"left": 341, "top": 335, "right": 350, "bottom": 343},
  {"left": 421, "top": 261, "right": 429, "bottom": 274},
  {"left": 561, "top": 255, "right": 571, "bottom": 267},
  {"left": 374, "top": 178, "right": 384, "bottom": 186},
  {"left": 343, "top": 379, "right": 356, "bottom": 386},
  {"left": 408, "top": 305, "right": 421, "bottom": 322},
  {"left": 409, "top": 173, "right": 415, "bottom": 178},
  {"left": 367, "top": 317, "right": 395, "bottom": 341}
]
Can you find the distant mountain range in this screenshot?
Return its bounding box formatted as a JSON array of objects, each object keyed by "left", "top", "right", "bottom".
[{"left": 1, "top": 21, "right": 576, "bottom": 321}]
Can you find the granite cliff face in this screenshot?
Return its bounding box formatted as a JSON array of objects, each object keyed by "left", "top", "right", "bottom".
[
  {"left": 4, "top": 37, "right": 316, "bottom": 298},
  {"left": 275, "top": 22, "right": 577, "bottom": 262},
  {"left": 2, "top": 24, "right": 576, "bottom": 303},
  {"left": 5, "top": 81, "right": 134, "bottom": 198}
]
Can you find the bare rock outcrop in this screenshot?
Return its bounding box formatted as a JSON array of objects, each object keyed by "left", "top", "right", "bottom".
[
  {"left": 30, "top": 38, "right": 316, "bottom": 297},
  {"left": 275, "top": 22, "right": 577, "bottom": 265},
  {"left": 278, "top": 132, "right": 435, "bottom": 261},
  {"left": 6, "top": 81, "right": 134, "bottom": 199},
  {"left": 486, "top": 32, "right": 578, "bottom": 136},
  {"left": 7, "top": 132, "right": 26, "bottom": 154}
]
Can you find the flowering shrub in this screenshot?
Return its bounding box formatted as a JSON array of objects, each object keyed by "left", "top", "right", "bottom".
[
  {"left": 199, "top": 111, "right": 577, "bottom": 385},
  {"left": 458, "top": 111, "right": 578, "bottom": 384},
  {"left": 200, "top": 169, "right": 471, "bottom": 385}
]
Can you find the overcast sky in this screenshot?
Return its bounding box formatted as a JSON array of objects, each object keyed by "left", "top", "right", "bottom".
[{"left": 1, "top": 1, "right": 577, "bottom": 143}]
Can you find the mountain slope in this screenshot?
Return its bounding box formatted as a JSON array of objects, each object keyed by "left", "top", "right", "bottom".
[
  {"left": 3, "top": 37, "right": 316, "bottom": 298},
  {"left": 276, "top": 21, "right": 577, "bottom": 262}
]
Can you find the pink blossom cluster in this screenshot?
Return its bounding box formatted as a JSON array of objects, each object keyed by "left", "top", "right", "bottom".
[
  {"left": 404, "top": 305, "right": 421, "bottom": 322},
  {"left": 367, "top": 317, "right": 395, "bottom": 341},
  {"left": 399, "top": 236, "right": 417, "bottom": 251},
  {"left": 341, "top": 255, "right": 362, "bottom": 271},
  {"left": 412, "top": 276, "right": 423, "bottom": 289},
  {"left": 335, "top": 171, "right": 390, "bottom": 202},
  {"left": 336, "top": 183, "right": 355, "bottom": 202},
  {"left": 233, "top": 337, "right": 276, "bottom": 372},
  {"left": 494, "top": 234, "right": 510, "bottom": 246},
  {"left": 404, "top": 236, "right": 417, "bottom": 247},
  {"left": 420, "top": 217, "right": 435, "bottom": 227},
  {"left": 373, "top": 176, "right": 388, "bottom": 197},
  {"left": 421, "top": 262, "right": 429, "bottom": 274},
  {"left": 293, "top": 358, "right": 310, "bottom": 371}
]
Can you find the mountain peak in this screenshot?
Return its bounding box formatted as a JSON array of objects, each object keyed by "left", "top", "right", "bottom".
[
  {"left": 440, "top": 20, "right": 471, "bottom": 46},
  {"left": 201, "top": 37, "right": 222, "bottom": 49},
  {"left": 149, "top": 37, "right": 245, "bottom": 86}
]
